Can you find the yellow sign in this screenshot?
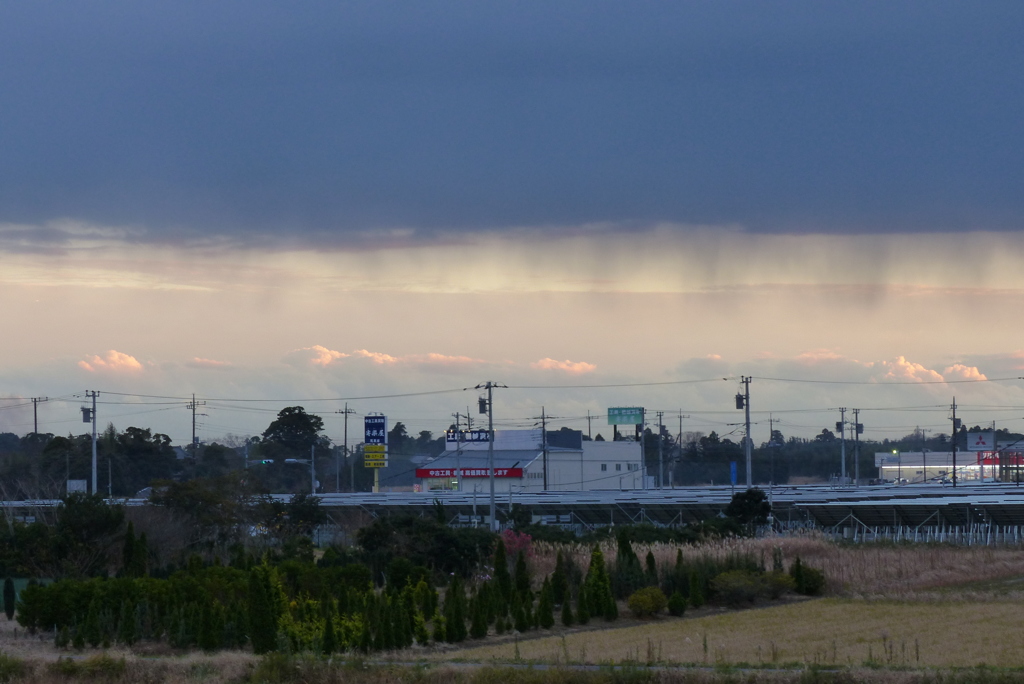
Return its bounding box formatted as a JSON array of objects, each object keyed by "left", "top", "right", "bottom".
[
  {"left": 364, "top": 459, "right": 388, "bottom": 468},
  {"left": 364, "top": 444, "right": 386, "bottom": 454}
]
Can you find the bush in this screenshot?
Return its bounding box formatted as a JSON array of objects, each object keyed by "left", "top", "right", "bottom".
[
  {"left": 667, "top": 591, "right": 686, "bottom": 617},
  {"left": 0, "top": 653, "right": 25, "bottom": 683},
  {"left": 627, "top": 587, "right": 667, "bottom": 618},
  {"left": 764, "top": 571, "right": 796, "bottom": 599},
  {"left": 789, "top": 557, "right": 826, "bottom": 596},
  {"left": 709, "top": 570, "right": 764, "bottom": 607}
]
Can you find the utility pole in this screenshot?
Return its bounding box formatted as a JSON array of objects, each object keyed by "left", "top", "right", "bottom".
[
  {"left": 85, "top": 391, "right": 98, "bottom": 495},
  {"left": 186, "top": 394, "right": 206, "bottom": 462},
  {"left": 337, "top": 404, "right": 355, "bottom": 492},
  {"left": 541, "top": 407, "right": 548, "bottom": 490},
  {"left": 951, "top": 398, "right": 959, "bottom": 487},
  {"left": 476, "top": 381, "right": 506, "bottom": 531},
  {"left": 673, "top": 411, "right": 689, "bottom": 489},
  {"left": 737, "top": 377, "right": 752, "bottom": 487},
  {"left": 656, "top": 410, "right": 664, "bottom": 489},
  {"left": 453, "top": 411, "right": 464, "bottom": 492},
  {"left": 853, "top": 409, "right": 862, "bottom": 485},
  {"left": 31, "top": 397, "right": 48, "bottom": 434},
  {"left": 586, "top": 410, "right": 593, "bottom": 440},
  {"left": 838, "top": 407, "right": 847, "bottom": 482}
]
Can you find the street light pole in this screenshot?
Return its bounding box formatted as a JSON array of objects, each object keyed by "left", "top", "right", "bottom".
[{"left": 476, "top": 381, "right": 506, "bottom": 532}]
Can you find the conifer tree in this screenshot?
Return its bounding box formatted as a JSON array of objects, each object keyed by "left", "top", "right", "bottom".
[
  {"left": 493, "top": 539, "right": 511, "bottom": 608},
  {"left": 576, "top": 584, "right": 590, "bottom": 625},
  {"left": 443, "top": 576, "right": 467, "bottom": 643},
  {"left": 379, "top": 596, "right": 395, "bottom": 650},
  {"left": 551, "top": 552, "right": 568, "bottom": 605},
  {"left": 72, "top": 624, "right": 85, "bottom": 650},
  {"left": 514, "top": 551, "right": 531, "bottom": 598},
  {"left": 414, "top": 611, "right": 430, "bottom": 646},
  {"left": 790, "top": 557, "right": 806, "bottom": 594},
  {"left": 584, "top": 545, "right": 617, "bottom": 621},
  {"left": 469, "top": 594, "right": 488, "bottom": 639},
  {"left": 560, "top": 593, "right": 574, "bottom": 627},
  {"left": 611, "top": 530, "right": 645, "bottom": 599},
  {"left": 358, "top": 615, "right": 372, "bottom": 653},
  {"left": 322, "top": 598, "right": 337, "bottom": 655},
  {"left": 3, "top": 578, "right": 14, "bottom": 621},
  {"left": 537, "top": 577, "right": 555, "bottom": 629},
  {"left": 671, "top": 549, "right": 687, "bottom": 597},
  {"left": 644, "top": 551, "right": 658, "bottom": 587},
  {"left": 688, "top": 570, "right": 705, "bottom": 608},
  {"left": 118, "top": 601, "right": 138, "bottom": 646},
  {"left": 431, "top": 609, "right": 446, "bottom": 643},
  {"left": 513, "top": 599, "right": 529, "bottom": 633},
  {"left": 197, "top": 601, "right": 218, "bottom": 652},
  {"left": 247, "top": 565, "right": 281, "bottom": 654},
  {"left": 83, "top": 598, "right": 102, "bottom": 648}
]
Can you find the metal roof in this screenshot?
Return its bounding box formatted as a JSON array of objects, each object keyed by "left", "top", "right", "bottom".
[
  {"left": 10, "top": 482, "right": 1024, "bottom": 531},
  {"left": 419, "top": 449, "right": 542, "bottom": 471}
]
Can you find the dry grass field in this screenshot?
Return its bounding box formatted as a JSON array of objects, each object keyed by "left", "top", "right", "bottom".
[
  {"left": 442, "top": 598, "right": 1024, "bottom": 668},
  {"left": 530, "top": 533, "right": 1024, "bottom": 597}
]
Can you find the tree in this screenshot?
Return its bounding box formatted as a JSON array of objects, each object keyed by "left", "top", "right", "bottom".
[
  {"left": 2, "top": 578, "right": 13, "bottom": 620},
  {"left": 262, "top": 407, "right": 325, "bottom": 455},
  {"left": 52, "top": 494, "right": 125, "bottom": 578},
  {"left": 725, "top": 488, "right": 771, "bottom": 527},
  {"left": 537, "top": 577, "right": 555, "bottom": 629},
  {"left": 814, "top": 428, "right": 836, "bottom": 443},
  {"left": 247, "top": 564, "right": 283, "bottom": 654},
  {"left": 151, "top": 473, "right": 264, "bottom": 553}
]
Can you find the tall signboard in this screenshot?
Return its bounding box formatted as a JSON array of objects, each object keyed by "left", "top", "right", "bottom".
[
  {"left": 966, "top": 432, "right": 995, "bottom": 452},
  {"left": 608, "top": 407, "right": 644, "bottom": 425},
  {"left": 363, "top": 415, "right": 388, "bottom": 468}
]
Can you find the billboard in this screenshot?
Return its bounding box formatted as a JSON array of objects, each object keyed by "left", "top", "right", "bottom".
[
  {"left": 608, "top": 407, "right": 644, "bottom": 425},
  {"left": 364, "top": 416, "right": 388, "bottom": 467},
  {"left": 415, "top": 467, "right": 523, "bottom": 479},
  {"left": 966, "top": 432, "right": 995, "bottom": 451},
  {"left": 364, "top": 415, "right": 387, "bottom": 444},
  {"left": 445, "top": 429, "right": 490, "bottom": 445}
]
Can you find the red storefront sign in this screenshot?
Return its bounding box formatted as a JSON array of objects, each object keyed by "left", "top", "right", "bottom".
[
  {"left": 415, "top": 468, "right": 523, "bottom": 479},
  {"left": 977, "top": 453, "right": 1024, "bottom": 466}
]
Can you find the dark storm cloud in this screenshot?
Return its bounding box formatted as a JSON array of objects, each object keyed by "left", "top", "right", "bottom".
[{"left": 1, "top": 1, "right": 1021, "bottom": 245}]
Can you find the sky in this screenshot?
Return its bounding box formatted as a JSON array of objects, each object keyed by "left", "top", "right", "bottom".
[{"left": 1, "top": 2, "right": 1024, "bottom": 449}]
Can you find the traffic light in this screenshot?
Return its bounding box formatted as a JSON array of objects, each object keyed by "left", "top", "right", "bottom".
[
  {"left": 260, "top": 460, "right": 274, "bottom": 465},
  {"left": 735, "top": 393, "right": 745, "bottom": 410}
]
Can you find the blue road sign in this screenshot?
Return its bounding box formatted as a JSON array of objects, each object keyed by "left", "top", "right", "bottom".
[{"left": 364, "top": 415, "right": 387, "bottom": 444}]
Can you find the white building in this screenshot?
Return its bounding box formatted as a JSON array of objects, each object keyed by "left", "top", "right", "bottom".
[
  {"left": 874, "top": 448, "right": 1023, "bottom": 483},
  {"left": 416, "top": 428, "right": 646, "bottom": 492}
]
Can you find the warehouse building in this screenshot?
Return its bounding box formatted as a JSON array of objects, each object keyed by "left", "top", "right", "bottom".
[{"left": 416, "top": 428, "right": 645, "bottom": 492}]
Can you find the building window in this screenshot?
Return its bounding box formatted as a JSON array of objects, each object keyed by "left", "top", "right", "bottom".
[
  {"left": 601, "top": 464, "right": 607, "bottom": 471},
  {"left": 615, "top": 463, "right": 622, "bottom": 471}
]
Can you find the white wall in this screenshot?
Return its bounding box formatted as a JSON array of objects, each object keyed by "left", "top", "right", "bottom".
[{"left": 521, "top": 441, "right": 643, "bottom": 491}]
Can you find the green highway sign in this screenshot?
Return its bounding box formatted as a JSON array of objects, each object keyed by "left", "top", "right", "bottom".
[{"left": 607, "top": 407, "right": 644, "bottom": 425}]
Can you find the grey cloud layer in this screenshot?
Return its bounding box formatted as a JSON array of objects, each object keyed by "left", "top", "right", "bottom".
[{"left": 1, "top": 1, "right": 1022, "bottom": 246}]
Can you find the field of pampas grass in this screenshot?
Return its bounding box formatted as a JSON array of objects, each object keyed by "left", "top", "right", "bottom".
[
  {"left": 529, "top": 532, "right": 1024, "bottom": 597},
  {"left": 446, "top": 598, "right": 1024, "bottom": 669}
]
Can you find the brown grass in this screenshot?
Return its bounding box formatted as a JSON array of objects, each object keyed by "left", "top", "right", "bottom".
[
  {"left": 530, "top": 532, "right": 1024, "bottom": 597},
  {"left": 444, "top": 598, "right": 1024, "bottom": 668}
]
